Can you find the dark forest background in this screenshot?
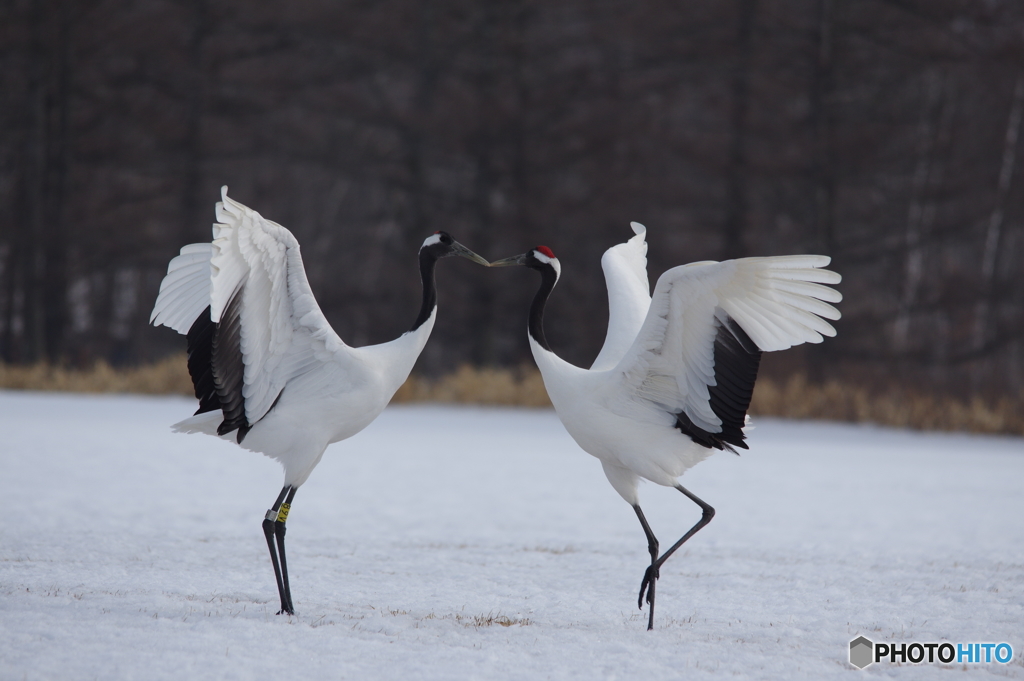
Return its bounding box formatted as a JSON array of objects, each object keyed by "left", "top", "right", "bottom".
[{"left": 2, "top": 0, "right": 1023, "bottom": 399}]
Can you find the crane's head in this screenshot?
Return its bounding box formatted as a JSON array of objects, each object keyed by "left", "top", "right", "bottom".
[
  {"left": 420, "top": 231, "right": 490, "bottom": 266},
  {"left": 488, "top": 246, "right": 560, "bottom": 277}
]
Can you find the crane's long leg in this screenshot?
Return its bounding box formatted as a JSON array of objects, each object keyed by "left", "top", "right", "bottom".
[
  {"left": 633, "top": 504, "right": 660, "bottom": 631},
  {"left": 263, "top": 485, "right": 295, "bottom": 615},
  {"left": 275, "top": 487, "right": 298, "bottom": 615},
  {"left": 636, "top": 484, "right": 715, "bottom": 631}
]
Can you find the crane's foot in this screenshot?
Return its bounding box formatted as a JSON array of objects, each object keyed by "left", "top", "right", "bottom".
[
  {"left": 638, "top": 563, "right": 659, "bottom": 630},
  {"left": 638, "top": 564, "right": 659, "bottom": 609}
]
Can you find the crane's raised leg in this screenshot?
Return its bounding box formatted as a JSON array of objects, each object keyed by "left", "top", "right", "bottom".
[
  {"left": 263, "top": 485, "right": 298, "bottom": 615},
  {"left": 636, "top": 484, "right": 715, "bottom": 630}
]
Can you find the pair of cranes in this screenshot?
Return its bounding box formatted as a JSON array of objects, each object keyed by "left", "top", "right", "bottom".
[{"left": 151, "top": 188, "right": 841, "bottom": 630}]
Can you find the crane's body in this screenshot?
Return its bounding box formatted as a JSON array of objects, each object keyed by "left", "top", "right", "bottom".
[
  {"left": 529, "top": 350, "right": 720, "bottom": 502},
  {"left": 492, "top": 224, "right": 842, "bottom": 629},
  {"left": 172, "top": 314, "right": 431, "bottom": 487},
  {"left": 151, "top": 188, "right": 486, "bottom": 613}
]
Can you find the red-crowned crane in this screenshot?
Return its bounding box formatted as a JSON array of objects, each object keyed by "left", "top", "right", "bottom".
[
  {"left": 150, "top": 187, "right": 488, "bottom": 615},
  {"left": 491, "top": 223, "right": 842, "bottom": 629}
]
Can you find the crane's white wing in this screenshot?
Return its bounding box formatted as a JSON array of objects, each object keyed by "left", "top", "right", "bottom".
[
  {"left": 151, "top": 243, "right": 213, "bottom": 334},
  {"left": 591, "top": 222, "right": 652, "bottom": 371},
  {"left": 607, "top": 255, "right": 841, "bottom": 447},
  {"left": 152, "top": 186, "right": 347, "bottom": 428}
]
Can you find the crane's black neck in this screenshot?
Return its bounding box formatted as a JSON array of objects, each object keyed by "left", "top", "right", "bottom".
[
  {"left": 411, "top": 250, "right": 439, "bottom": 332},
  {"left": 528, "top": 265, "right": 558, "bottom": 352}
]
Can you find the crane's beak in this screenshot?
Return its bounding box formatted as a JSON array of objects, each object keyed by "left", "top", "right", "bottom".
[
  {"left": 487, "top": 253, "right": 527, "bottom": 267},
  {"left": 451, "top": 241, "right": 490, "bottom": 266}
]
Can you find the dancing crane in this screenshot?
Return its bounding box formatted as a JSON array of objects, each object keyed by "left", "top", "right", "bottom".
[
  {"left": 491, "top": 224, "right": 841, "bottom": 629},
  {"left": 150, "top": 187, "right": 488, "bottom": 615}
]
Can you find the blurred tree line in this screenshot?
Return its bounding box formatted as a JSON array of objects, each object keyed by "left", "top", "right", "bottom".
[{"left": 1, "top": 0, "right": 1022, "bottom": 398}]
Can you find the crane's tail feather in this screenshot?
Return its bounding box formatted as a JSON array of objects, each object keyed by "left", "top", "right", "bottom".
[{"left": 172, "top": 411, "right": 225, "bottom": 436}]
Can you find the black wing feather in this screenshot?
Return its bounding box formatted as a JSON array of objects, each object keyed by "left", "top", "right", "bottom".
[
  {"left": 674, "top": 314, "right": 762, "bottom": 452},
  {"left": 212, "top": 285, "right": 250, "bottom": 443},
  {"left": 185, "top": 287, "right": 279, "bottom": 445},
  {"left": 186, "top": 306, "right": 220, "bottom": 415}
]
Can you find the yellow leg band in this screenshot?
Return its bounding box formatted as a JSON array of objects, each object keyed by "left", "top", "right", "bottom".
[{"left": 276, "top": 503, "right": 291, "bottom": 523}]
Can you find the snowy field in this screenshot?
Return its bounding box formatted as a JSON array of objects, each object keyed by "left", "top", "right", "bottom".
[{"left": 1, "top": 390, "right": 1022, "bottom": 680}]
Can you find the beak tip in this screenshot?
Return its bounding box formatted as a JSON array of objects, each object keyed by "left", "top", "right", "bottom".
[
  {"left": 487, "top": 254, "right": 526, "bottom": 268},
  {"left": 451, "top": 241, "right": 490, "bottom": 266}
]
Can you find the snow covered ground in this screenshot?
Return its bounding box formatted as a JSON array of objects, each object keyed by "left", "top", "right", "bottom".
[{"left": 1, "top": 390, "right": 1022, "bottom": 680}]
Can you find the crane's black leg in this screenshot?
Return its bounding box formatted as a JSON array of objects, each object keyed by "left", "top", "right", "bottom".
[
  {"left": 263, "top": 485, "right": 294, "bottom": 615},
  {"left": 636, "top": 484, "right": 715, "bottom": 631},
  {"left": 633, "top": 504, "right": 660, "bottom": 631},
  {"left": 275, "top": 487, "right": 298, "bottom": 615}
]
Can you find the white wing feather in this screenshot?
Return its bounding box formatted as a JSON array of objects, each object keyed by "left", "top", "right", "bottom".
[
  {"left": 608, "top": 255, "right": 842, "bottom": 433},
  {"left": 153, "top": 187, "right": 349, "bottom": 426},
  {"left": 150, "top": 243, "right": 213, "bottom": 333},
  {"left": 211, "top": 188, "right": 350, "bottom": 424},
  {"left": 591, "top": 222, "right": 652, "bottom": 371}
]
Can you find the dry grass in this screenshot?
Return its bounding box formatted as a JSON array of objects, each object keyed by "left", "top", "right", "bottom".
[
  {"left": 0, "top": 355, "right": 193, "bottom": 396},
  {"left": 392, "top": 364, "right": 551, "bottom": 407},
  {"left": 750, "top": 373, "right": 1024, "bottom": 436},
  {"left": 417, "top": 610, "right": 532, "bottom": 628},
  {"left": 1, "top": 359, "right": 1021, "bottom": 436}
]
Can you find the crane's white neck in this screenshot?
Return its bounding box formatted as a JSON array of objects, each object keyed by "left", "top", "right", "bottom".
[{"left": 361, "top": 308, "right": 436, "bottom": 400}]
